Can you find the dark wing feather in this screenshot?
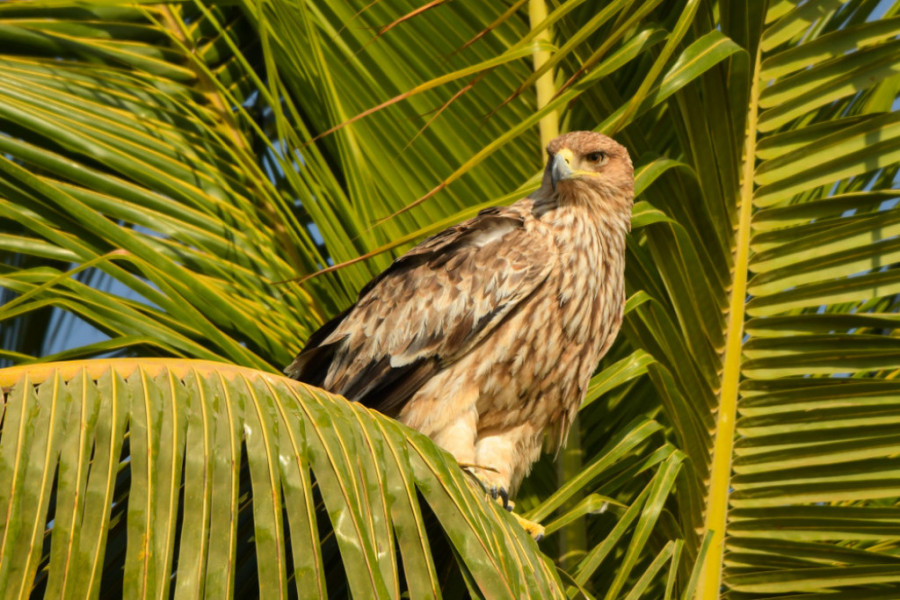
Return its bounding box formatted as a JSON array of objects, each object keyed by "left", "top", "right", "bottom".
[
  {"left": 340, "top": 356, "right": 437, "bottom": 417},
  {"left": 284, "top": 305, "right": 352, "bottom": 388},
  {"left": 286, "top": 203, "right": 553, "bottom": 415}
]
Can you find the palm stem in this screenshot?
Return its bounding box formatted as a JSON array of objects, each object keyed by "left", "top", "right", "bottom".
[
  {"left": 697, "top": 45, "right": 761, "bottom": 599},
  {"left": 529, "top": 0, "right": 559, "bottom": 148}
]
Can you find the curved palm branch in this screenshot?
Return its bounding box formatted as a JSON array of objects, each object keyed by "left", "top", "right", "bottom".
[{"left": 0, "top": 359, "right": 562, "bottom": 598}]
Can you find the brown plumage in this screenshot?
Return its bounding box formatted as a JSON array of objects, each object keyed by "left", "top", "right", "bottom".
[{"left": 287, "top": 131, "right": 633, "bottom": 503}]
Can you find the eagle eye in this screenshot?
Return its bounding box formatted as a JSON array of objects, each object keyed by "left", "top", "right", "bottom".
[{"left": 585, "top": 151, "right": 606, "bottom": 163}]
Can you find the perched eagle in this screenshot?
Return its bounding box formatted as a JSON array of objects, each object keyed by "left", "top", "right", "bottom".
[{"left": 287, "top": 131, "right": 633, "bottom": 514}]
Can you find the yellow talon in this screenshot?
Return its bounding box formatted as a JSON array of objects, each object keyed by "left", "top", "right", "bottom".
[
  {"left": 510, "top": 512, "right": 545, "bottom": 541},
  {"left": 461, "top": 464, "right": 545, "bottom": 540}
]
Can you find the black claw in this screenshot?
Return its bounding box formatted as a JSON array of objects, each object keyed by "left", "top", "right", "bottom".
[
  {"left": 461, "top": 467, "right": 511, "bottom": 510},
  {"left": 492, "top": 487, "right": 510, "bottom": 510}
]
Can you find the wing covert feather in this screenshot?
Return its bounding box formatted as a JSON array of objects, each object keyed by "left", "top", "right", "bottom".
[{"left": 286, "top": 203, "right": 555, "bottom": 415}]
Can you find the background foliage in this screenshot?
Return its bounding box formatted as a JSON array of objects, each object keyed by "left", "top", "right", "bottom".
[{"left": 1, "top": 0, "right": 900, "bottom": 598}]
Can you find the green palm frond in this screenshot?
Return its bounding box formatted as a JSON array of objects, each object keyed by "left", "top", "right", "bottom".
[
  {"left": 2, "top": 0, "right": 900, "bottom": 597},
  {"left": 0, "top": 359, "right": 562, "bottom": 598}
]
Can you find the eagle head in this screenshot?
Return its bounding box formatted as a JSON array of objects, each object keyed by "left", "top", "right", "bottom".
[{"left": 542, "top": 131, "right": 634, "bottom": 212}]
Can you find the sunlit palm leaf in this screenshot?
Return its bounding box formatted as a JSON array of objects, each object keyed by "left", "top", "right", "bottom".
[
  {"left": 0, "top": 359, "right": 563, "bottom": 598},
  {"left": 611, "top": 1, "right": 900, "bottom": 596}
]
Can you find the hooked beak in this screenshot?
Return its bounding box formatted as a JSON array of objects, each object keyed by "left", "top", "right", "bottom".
[{"left": 550, "top": 151, "right": 574, "bottom": 191}]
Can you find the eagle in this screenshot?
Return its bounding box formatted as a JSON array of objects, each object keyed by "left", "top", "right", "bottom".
[{"left": 287, "top": 131, "right": 633, "bottom": 534}]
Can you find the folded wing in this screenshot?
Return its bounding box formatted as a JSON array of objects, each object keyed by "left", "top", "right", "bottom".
[{"left": 286, "top": 204, "right": 554, "bottom": 417}]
